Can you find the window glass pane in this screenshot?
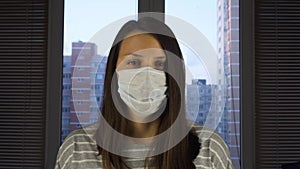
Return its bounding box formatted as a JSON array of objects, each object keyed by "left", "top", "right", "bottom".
[
  {"left": 166, "top": 0, "right": 240, "bottom": 168},
  {"left": 62, "top": 0, "right": 137, "bottom": 142}
]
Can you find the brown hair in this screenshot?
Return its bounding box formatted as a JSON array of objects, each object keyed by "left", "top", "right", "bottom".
[{"left": 95, "top": 16, "right": 200, "bottom": 169}]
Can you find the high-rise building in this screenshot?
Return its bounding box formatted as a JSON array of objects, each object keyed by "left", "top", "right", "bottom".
[
  {"left": 217, "top": 0, "right": 240, "bottom": 168},
  {"left": 186, "top": 79, "right": 219, "bottom": 129},
  {"left": 62, "top": 55, "right": 72, "bottom": 141},
  {"left": 62, "top": 41, "right": 107, "bottom": 141},
  {"left": 70, "top": 41, "right": 97, "bottom": 131}
]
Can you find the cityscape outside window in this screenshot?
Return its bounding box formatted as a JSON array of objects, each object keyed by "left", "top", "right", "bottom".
[
  {"left": 166, "top": 0, "right": 240, "bottom": 168},
  {"left": 62, "top": 0, "right": 240, "bottom": 168}
]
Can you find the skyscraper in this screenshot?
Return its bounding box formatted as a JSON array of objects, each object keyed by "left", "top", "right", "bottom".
[
  {"left": 62, "top": 55, "right": 71, "bottom": 141},
  {"left": 62, "top": 41, "right": 107, "bottom": 141},
  {"left": 70, "top": 41, "right": 97, "bottom": 131},
  {"left": 186, "top": 79, "right": 219, "bottom": 129},
  {"left": 217, "top": 0, "right": 240, "bottom": 168}
]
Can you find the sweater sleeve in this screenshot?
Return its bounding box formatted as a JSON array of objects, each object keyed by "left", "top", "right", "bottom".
[
  {"left": 207, "top": 130, "right": 234, "bottom": 169},
  {"left": 194, "top": 125, "right": 235, "bottom": 169},
  {"left": 54, "top": 131, "right": 77, "bottom": 169}
]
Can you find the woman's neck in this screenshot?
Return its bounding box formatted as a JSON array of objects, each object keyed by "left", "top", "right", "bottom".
[{"left": 128, "top": 119, "right": 161, "bottom": 138}]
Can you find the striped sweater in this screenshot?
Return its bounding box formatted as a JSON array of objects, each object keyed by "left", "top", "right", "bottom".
[{"left": 55, "top": 124, "right": 234, "bottom": 169}]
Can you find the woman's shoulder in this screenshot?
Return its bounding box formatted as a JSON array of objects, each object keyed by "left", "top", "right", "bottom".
[
  {"left": 55, "top": 123, "right": 100, "bottom": 169},
  {"left": 191, "top": 124, "right": 234, "bottom": 169},
  {"left": 192, "top": 124, "right": 227, "bottom": 146},
  {"left": 63, "top": 123, "right": 98, "bottom": 144}
]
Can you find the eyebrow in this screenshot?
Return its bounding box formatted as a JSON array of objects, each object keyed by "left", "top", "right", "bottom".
[{"left": 126, "top": 53, "right": 166, "bottom": 59}]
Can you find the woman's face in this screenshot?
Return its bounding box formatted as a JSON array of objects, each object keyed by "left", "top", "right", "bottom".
[
  {"left": 116, "top": 33, "right": 166, "bottom": 71},
  {"left": 115, "top": 32, "right": 168, "bottom": 122}
]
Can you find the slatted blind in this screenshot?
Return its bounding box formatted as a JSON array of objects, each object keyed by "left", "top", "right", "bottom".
[
  {"left": 0, "top": 0, "right": 48, "bottom": 168},
  {"left": 255, "top": 0, "right": 300, "bottom": 168}
]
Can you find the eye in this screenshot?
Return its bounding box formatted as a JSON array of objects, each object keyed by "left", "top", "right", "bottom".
[
  {"left": 127, "top": 59, "right": 141, "bottom": 67},
  {"left": 155, "top": 60, "right": 165, "bottom": 69}
]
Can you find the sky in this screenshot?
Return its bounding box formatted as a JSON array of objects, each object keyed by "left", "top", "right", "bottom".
[{"left": 64, "top": 0, "right": 218, "bottom": 84}]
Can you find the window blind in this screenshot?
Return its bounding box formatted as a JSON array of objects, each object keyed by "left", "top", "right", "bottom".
[
  {"left": 0, "top": 0, "right": 48, "bottom": 168},
  {"left": 255, "top": 0, "right": 300, "bottom": 168}
]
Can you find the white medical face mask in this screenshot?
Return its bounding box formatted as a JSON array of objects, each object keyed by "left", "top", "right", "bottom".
[{"left": 116, "top": 67, "right": 167, "bottom": 117}]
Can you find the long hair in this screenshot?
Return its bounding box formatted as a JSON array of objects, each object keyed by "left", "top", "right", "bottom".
[{"left": 95, "top": 17, "right": 200, "bottom": 169}]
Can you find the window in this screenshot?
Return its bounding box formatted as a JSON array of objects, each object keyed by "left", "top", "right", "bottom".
[
  {"left": 76, "top": 112, "right": 84, "bottom": 116},
  {"left": 77, "top": 78, "right": 84, "bottom": 82},
  {"left": 63, "top": 96, "right": 70, "bottom": 101},
  {"left": 0, "top": 0, "right": 272, "bottom": 168},
  {"left": 76, "top": 124, "right": 82, "bottom": 129},
  {"left": 166, "top": 0, "right": 240, "bottom": 168},
  {"left": 90, "top": 107, "right": 98, "bottom": 112},
  {"left": 67, "top": 84, "right": 71, "bottom": 90},
  {"left": 78, "top": 55, "right": 85, "bottom": 60},
  {"left": 62, "top": 107, "right": 70, "bottom": 113},
  {"left": 63, "top": 73, "right": 71, "bottom": 78},
  {"left": 100, "top": 63, "right": 106, "bottom": 69},
  {"left": 96, "top": 74, "right": 103, "bottom": 80},
  {"left": 90, "top": 118, "right": 98, "bottom": 123},
  {"left": 61, "top": 1, "right": 244, "bottom": 169},
  {"left": 76, "top": 101, "right": 83, "bottom": 105},
  {"left": 77, "top": 67, "right": 85, "bottom": 71},
  {"left": 62, "top": 0, "right": 137, "bottom": 145},
  {"left": 76, "top": 89, "right": 84, "bottom": 93}
]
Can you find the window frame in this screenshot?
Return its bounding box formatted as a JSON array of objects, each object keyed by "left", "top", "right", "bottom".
[
  {"left": 46, "top": 0, "right": 64, "bottom": 168},
  {"left": 47, "top": 0, "right": 254, "bottom": 168},
  {"left": 240, "top": 0, "right": 255, "bottom": 168}
]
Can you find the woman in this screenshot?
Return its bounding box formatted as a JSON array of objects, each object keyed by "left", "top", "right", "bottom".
[{"left": 55, "top": 17, "right": 234, "bottom": 169}]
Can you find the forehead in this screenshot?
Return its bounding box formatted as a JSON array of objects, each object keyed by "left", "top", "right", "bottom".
[{"left": 118, "top": 33, "right": 165, "bottom": 56}]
